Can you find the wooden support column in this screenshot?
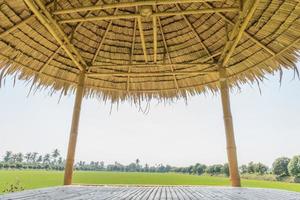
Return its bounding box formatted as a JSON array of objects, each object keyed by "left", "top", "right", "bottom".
[
  {"left": 219, "top": 67, "right": 241, "bottom": 187},
  {"left": 64, "top": 71, "right": 86, "bottom": 185}
]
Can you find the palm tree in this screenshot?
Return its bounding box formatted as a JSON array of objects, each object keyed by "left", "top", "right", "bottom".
[
  {"left": 16, "top": 153, "right": 24, "bottom": 163},
  {"left": 31, "top": 152, "right": 38, "bottom": 163},
  {"left": 3, "top": 151, "right": 13, "bottom": 162},
  {"left": 25, "top": 153, "right": 32, "bottom": 163},
  {"left": 37, "top": 155, "right": 43, "bottom": 163},
  {"left": 136, "top": 159, "right": 140, "bottom": 171},
  {"left": 43, "top": 154, "right": 51, "bottom": 164},
  {"left": 51, "top": 149, "right": 60, "bottom": 164}
]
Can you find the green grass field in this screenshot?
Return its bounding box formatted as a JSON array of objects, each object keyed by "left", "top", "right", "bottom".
[{"left": 1, "top": 170, "right": 300, "bottom": 193}]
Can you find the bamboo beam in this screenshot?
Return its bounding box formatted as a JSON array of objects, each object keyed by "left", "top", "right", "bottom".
[
  {"left": 90, "top": 63, "right": 214, "bottom": 69},
  {"left": 59, "top": 8, "right": 239, "bottom": 24},
  {"left": 175, "top": 4, "right": 214, "bottom": 62},
  {"left": 138, "top": 17, "right": 148, "bottom": 63},
  {"left": 87, "top": 70, "right": 217, "bottom": 77},
  {"left": 24, "top": 0, "right": 86, "bottom": 71},
  {"left": 64, "top": 71, "right": 86, "bottom": 185},
  {"left": 219, "top": 67, "right": 241, "bottom": 187},
  {"left": 39, "top": 0, "right": 104, "bottom": 73},
  {"left": 153, "top": 15, "right": 158, "bottom": 63},
  {"left": 92, "top": 8, "right": 118, "bottom": 65},
  {"left": 221, "top": 0, "right": 260, "bottom": 67},
  {"left": 203, "top": 2, "right": 275, "bottom": 56},
  {"left": 53, "top": 0, "right": 225, "bottom": 15}
]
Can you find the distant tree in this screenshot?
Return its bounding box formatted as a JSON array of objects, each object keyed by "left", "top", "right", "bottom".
[
  {"left": 222, "top": 163, "right": 230, "bottom": 177},
  {"left": 43, "top": 154, "right": 51, "bottom": 164},
  {"left": 25, "top": 153, "right": 32, "bottom": 163},
  {"left": 272, "top": 157, "right": 290, "bottom": 177},
  {"left": 52, "top": 149, "right": 60, "bottom": 163},
  {"left": 57, "top": 157, "right": 63, "bottom": 165},
  {"left": 144, "top": 164, "right": 149, "bottom": 172},
  {"left": 206, "top": 164, "right": 222, "bottom": 175},
  {"left": 254, "top": 163, "right": 268, "bottom": 175},
  {"left": 37, "top": 155, "right": 43, "bottom": 163},
  {"left": 31, "top": 152, "right": 38, "bottom": 163},
  {"left": 288, "top": 155, "right": 300, "bottom": 177},
  {"left": 100, "top": 161, "right": 105, "bottom": 169},
  {"left": 239, "top": 165, "right": 248, "bottom": 174},
  {"left": 247, "top": 162, "right": 256, "bottom": 174},
  {"left": 135, "top": 159, "right": 140, "bottom": 166},
  {"left": 3, "top": 151, "right": 13, "bottom": 162},
  {"left": 135, "top": 159, "right": 141, "bottom": 171},
  {"left": 15, "top": 153, "right": 24, "bottom": 163},
  {"left": 193, "top": 163, "right": 206, "bottom": 175},
  {"left": 12, "top": 154, "right": 18, "bottom": 163},
  {"left": 206, "top": 166, "right": 215, "bottom": 175}
]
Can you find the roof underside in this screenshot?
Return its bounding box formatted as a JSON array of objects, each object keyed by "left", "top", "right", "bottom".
[{"left": 0, "top": 0, "right": 299, "bottom": 102}]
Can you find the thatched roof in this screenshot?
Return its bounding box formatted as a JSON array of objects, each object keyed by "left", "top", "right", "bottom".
[{"left": 0, "top": 0, "right": 299, "bottom": 102}]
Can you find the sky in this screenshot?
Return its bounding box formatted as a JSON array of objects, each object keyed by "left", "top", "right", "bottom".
[{"left": 0, "top": 64, "right": 300, "bottom": 167}]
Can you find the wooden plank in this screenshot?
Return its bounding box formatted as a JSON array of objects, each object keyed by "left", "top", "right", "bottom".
[{"left": 2, "top": 186, "right": 300, "bottom": 200}]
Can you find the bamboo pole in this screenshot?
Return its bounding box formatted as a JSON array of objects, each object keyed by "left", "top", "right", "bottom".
[
  {"left": 59, "top": 7, "right": 239, "bottom": 24},
  {"left": 64, "top": 71, "right": 86, "bottom": 185},
  {"left": 53, "top": 0, "right": 224, "bottom": 15},
  {"left": 219, "top": 67, "right": 241, "bottom": 187}
]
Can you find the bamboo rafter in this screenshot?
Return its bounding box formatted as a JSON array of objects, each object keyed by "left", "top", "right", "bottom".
[
  {"left": 127, "top": 8, "right": 138, "bottom": 92},
  {"left": 92, "top": 8, "right": 119, "bottom": 65},
  {"left": 24, "top": 0, "right": 86, "bottom": 71},
  {"left": 175, "top": 4, "right": 214, "bottom": 62},
  {"left": 39, "top": 0, "right": 104, "bottom": 73},
  {"left": 138, "top": 17, "right": 148, "bottom": 63},
  {"left": 219, "top": 0, "right": 260, "bottom": 67},
  {"left": 153, "top": 14, "right": 158, "bottom": 63},
  {"left": 53, "top": 0, "right": 225, "bottom": 15},
  {"left": 157, "top": 15, "right": 180, "bottom": 90},
  {"left": 203, "top": 2, "right": 276, "bottom": 56},
  {"left": 59, "top": 7, "right": 240, "bottom": 24},
  {"left": 0, "top": 1, "right": 59, "bottom": 39}
]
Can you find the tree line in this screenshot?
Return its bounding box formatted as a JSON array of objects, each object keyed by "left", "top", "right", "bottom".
[{"left": 1, "top": 150, "right": 300, "bottom": 179}]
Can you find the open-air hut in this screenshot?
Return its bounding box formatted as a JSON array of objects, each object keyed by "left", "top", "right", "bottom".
[{"left": 0, "top": 0, "right": 299, "bottom": 188}]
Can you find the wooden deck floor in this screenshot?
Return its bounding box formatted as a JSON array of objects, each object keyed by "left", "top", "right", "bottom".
[{"left": 1, "top": 186, "right": 300, "bottom": 200}]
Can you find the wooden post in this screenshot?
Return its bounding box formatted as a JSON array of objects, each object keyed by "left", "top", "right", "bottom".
[
  {"left": 64, "top": 71, "right": 85, "bottom": 185},
  {"left": 219, "top": 67, "right": 241, "bottom": 187}
]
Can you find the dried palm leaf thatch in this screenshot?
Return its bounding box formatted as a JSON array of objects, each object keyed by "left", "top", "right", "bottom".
[{"left": 0, "top": 0, "right": 299, "bottom": 103}]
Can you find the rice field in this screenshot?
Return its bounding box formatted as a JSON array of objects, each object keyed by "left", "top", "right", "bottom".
[{"left": 0, "top": 170, "right": 300, "bottom": 194}]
